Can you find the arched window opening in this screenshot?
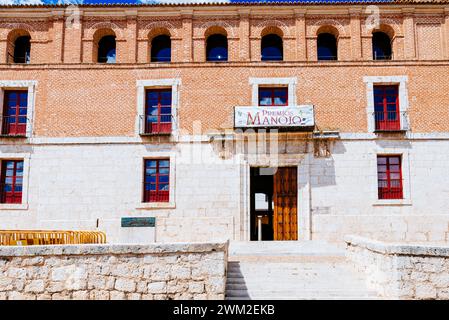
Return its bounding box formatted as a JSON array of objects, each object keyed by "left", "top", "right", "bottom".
[
  {"left": 151, "top": 35, "right": 171, "bottom": 62},
  {"left": 261, "top": 34, "right": 283, "bottom": 61},
  {"left": 372, "top": 32, "right": 392, "bottom": 60},
  {"left": 9, "top": 34, "right": 31, "bottom": 64},
  {"left": 206, "top": 34, "right": 228, "bottom": 62},
  {"left": 97, "top": 35, "right": 116, "bottom": 63},
  {"left": 317, "top": 33, "right": 337, "bottom": 61}
]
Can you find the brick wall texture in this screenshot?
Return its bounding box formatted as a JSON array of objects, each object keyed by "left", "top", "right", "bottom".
[{"left": 0, "top": 5, "right": 448, "bottom": 135}]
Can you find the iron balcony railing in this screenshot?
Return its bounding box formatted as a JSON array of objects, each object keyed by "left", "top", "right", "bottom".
[
  {"left": 373, "top": 52, "right": 393, "bottom": 61},
  {"left": 378, "top": 184, "right": 404, "bottom": 200},
  {"left": 261, "top": 55, "right": 283, "bottom": 61},
  {"left": 317, "top": 55, "right": 338, "bottom": 61},
  {"left": 7, "top": 53, "right": 30, "bottom": 64},
  {"left": 139, "top": 114, "right": 174, "bottom": 136},
  {"left": 0, "top": 115, "right": 29, "bottom": 137},
  {"left": 373, "top": 111, "right": 408, "bottom": 132}
]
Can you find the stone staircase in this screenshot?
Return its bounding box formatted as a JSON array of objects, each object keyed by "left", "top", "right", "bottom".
[{"left": 225, "top": 241, "right": 379, "bottom": 300}]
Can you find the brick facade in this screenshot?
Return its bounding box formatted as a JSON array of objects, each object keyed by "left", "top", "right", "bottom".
[{"left": 0, "top": 3, "right": 449, "bottom": 244}]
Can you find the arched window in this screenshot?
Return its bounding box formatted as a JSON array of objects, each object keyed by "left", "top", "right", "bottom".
[
  {"left": 206, "top": 34, "right": 228, "bottom": 61},
  {"left": 13, "top": 36, "right": 31, "bottom": 64},
  {"left": 97, "top": 35, "right": 116, "bottom": 63},
  {"left": 317, "top": 33, "right": 337, "bottom": 61},
  {"left": 372, "top": 32, "right": 392, "bottom": 60},
  {"left": 261, "top": 34, "right": 283, "bottom": 61},
  {"left": 7, "top": 30, "right": 31, "bottom": 64},
  {"left": 151, "top": 35, "right": 171, "bottom": 62}
]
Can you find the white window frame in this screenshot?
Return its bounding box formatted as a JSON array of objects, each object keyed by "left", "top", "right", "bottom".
[
  {"left": 0, "top": 80, "right": 37, "bottom": 138},
  {"left": 136, "top": 79, "right": 181, "bottom": 139},
  {"left": 372, "top": 149, "right": 412, "bottom": 206},
  {"left": 363, "top": 76, "right": 409, "bottom": 133},
  {"left": 0, "top": 153, "right": 31, "bottom": 210},
  {"left": 249, "top": 77, "right": 297, "bottom": 106},
  {"left": 137, "top": 152, "right": 176, "bottom": 210}
]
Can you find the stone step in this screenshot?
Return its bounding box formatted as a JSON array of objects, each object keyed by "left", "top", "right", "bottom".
[
  {"left": 225, "top": 295, "right": 379, "bottom": 300},
  {"left": 225, "top": 241, "right": 378, "bottom": 300},
  {"left": 228, "top": 240, "right": 345, "bottom": 257},
  {"left": 228, "top": 266, "right": 355, "bottom": 274},
  {"left": 225, "top": 283, "right": 369, "bottom": 291},
  {"left": 225, "top": 289, "right": 378, "bottom": 297},
  {"left": 228, "top": 256, "right": 347, "bottom": 263}
]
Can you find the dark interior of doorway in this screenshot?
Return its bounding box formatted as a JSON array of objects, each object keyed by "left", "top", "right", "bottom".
[{"left": 250, "top": 167, "right": 275, "bottom": 241}]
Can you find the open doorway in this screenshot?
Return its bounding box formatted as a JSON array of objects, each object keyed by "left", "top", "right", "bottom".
[
  {"left": 250, "top": 167, "right": 298, "bottom": 241},
  {"left": 250, "top": 167, "right": 274, "bottom": 241}
]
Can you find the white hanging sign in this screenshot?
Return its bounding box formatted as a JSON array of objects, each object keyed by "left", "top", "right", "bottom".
[{"left": 234, "top": 105, "right": 314, "bottom": 128}]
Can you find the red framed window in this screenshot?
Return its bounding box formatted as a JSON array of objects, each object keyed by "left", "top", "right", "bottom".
[
  {"left": 0, "top": 160, "right": 24, "bottom": 204},
  {"left": 377, "top": 155, "right": 403, "bottom": 200},
  {"left": 373, "top": 85, "right": 400, "bottom": 131},
  {"left": 144, "top": 89, "right": 172, "bottom": 134},
  {"left": 2, "top": 90, "right": 28, "bottom": 136},
  {"left": 258, "top": 87, "right": 288, "bottom": 106},
  {"left": 143, "top": 159, "right": 170, "bottom": 203}
]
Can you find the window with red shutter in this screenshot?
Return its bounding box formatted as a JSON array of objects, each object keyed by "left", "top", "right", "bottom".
[
  {"left": 2, "top": 90, "right": 28, "bottom": 136},
  {"left": 373, "top": 85, "right": 401, "bottom": 131},
  {"left": 258, "top": 87, "right": 288, "bottom": 107},
  {"left": 143, "top": 159, "right": 170, "bottom": 203},
  {"left": 377, "top": 155, "right": 403, "bottom": 199},
  {"left": 0, "top": 160, "right": 24, "bottom": 204},
  {"left": 144, "top": 89, "right": 172, "bottom": 134}
]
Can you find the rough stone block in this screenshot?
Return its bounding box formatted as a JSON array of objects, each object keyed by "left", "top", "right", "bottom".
[
  {"left": 72, "top": 291, "right": 90, "bottom": 300},
  {"left": 115, "top": 278, "right": 137, "bottom": 292},
  {"left": 415, "top": 283, "right": 437, "bottom": 300},
  {"left": 25, "top": 280, "right": 45, "bottom": 293},
  {"left": 148, "top": 281, "right": 167, "bottom": 294},
  {"left": 110, "top": 291, "right": 126, "bottom": 300}
]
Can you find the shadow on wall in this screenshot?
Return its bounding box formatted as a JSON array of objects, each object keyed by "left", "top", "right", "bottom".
[
  {"left": 374, "top": 139, "right": 412, "bottom": 149},
  {"left": 0, "top": 145, "right": 34, "bottom": 154},
  {"left": 310, "top": 140, "right": 347, "bottom": 188}
]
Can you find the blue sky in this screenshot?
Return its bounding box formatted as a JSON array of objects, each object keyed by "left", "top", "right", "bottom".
[{"left": 0, "top": 0, "right": 395, "bottom": 5}]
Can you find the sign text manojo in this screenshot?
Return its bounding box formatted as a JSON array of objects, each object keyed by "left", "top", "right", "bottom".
[{"left": 234, "top": 105, "right": 314, "bottom": 129}]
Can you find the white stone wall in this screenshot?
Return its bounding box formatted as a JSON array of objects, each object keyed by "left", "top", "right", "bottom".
[
  {"left": 345, "top": 235, "right": 449, "bottom": 299},
  {"left": 312, "top": 139, "right": 449, "bottom": 242},
  {"left": 0, "top": 242, "right": 228, "bottom": 300},
  {"left": 0, "top": 137, "right": 448, "bottom": 243}
]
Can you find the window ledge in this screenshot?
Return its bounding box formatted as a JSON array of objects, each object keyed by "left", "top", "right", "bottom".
[
  {"left": 0, "top": 203, "right": 29, "bottom": 210},
  {"left": 136, "top": 202, "right": 175, "bottom": 210},
  {"left": 0, "top": 135, "right": 28, "bottom": 138},
  {"left": 139, "top": 132, "right": 172, "bottom": 136},
  {"left": 373, "top": 200, "right": 412, "bottom": 206}
]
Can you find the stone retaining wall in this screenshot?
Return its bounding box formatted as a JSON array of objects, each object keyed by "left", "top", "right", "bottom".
[
  {"left": 345, "top": 235, "right": 449, "bottom": 299},
  {"left": 0, "top": 242, "right": 228, "bottom": 300}
]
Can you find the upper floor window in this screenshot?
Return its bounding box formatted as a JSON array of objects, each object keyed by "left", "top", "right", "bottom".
[
  {"left": 0, "top": 159, "right": 24, "bottom": 204},
  {"left": 317, "top": 33, "right": 337, "bottom": 61},
  {"left": 372, "top": 31, "right": 392, "bottom": 60},
  {"left": 151, "top": 35, "right": 171, "bottom": 62},
  {"left": 1, "top": 90, "right": 28, "bottom": 137},
  {"left": 377, "top": 155, "right": 403, "bottom": 200},
  {"left": 13, "top": 36, "right": 31, "bottom": 64},
  {"left": 142, "top": 89, "right": 172, "bottom": 135},
  {"left": 206, "top": 34, "right": 228, "bottom": 62},
  {"left": 97, "top": 35, "right": 116, "bottom": 63},
  {"left": 7, "top": 30, "right": 31, "bottom": 64},
  {"left": 261, "top": 34, "right": 283, "bottom": 61},
  {"left": 143, "top": 159, "right": 170, "bottom": 203},
  {"left": 259, "top": 87, "right": 288, "bottom": 106},
  {"left": 373, "top": 85, "right": 400, "bottom": 131}
]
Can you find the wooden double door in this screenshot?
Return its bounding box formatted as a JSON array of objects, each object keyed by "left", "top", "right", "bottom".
[{"left": 273, "top": 167, "right": 298, "bottom": 241}]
